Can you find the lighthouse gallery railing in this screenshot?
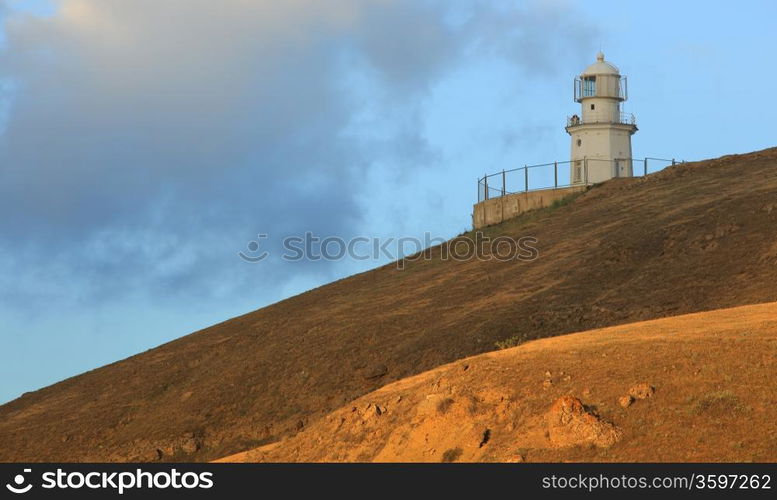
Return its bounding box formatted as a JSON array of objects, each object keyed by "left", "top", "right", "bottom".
[
  {"left": 566, "top": 112, "right": 636, "bottom": 128},
  {"left": 477, "top": 157, "right": 679, "bottom": 203}
]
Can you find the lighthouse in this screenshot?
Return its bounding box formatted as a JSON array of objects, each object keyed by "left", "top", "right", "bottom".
[{"left": 565, "top": 52, "right": 637, "bottom": 185}]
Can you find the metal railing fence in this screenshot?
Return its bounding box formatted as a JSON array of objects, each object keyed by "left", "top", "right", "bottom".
[{"left": 477, "top": 157, "right": 679, "bottom": 203}]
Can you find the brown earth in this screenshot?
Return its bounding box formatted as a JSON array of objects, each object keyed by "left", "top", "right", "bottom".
[
  {"left": 2, "top": 147, "right": 777, "bottom": 462},
  {"left": 218, "top": 302, "right": 777, "bottom": 462}
]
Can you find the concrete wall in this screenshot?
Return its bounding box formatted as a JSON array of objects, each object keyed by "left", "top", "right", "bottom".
[{"left": 472, "top": 185, "right": 587, "bottom": 229}]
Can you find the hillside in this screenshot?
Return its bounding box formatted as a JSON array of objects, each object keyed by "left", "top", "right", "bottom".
[
  {"left": 2, "top": 147, "right": 777, "bottom": 462},
  {"left": 217, "top": 302, "right": 777, "bottom": 462}
]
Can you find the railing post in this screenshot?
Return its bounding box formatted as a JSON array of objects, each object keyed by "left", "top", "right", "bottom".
[
  {"left": 524, "top": 165, "right": 528, "bottom": 192},
  {"left": 484, "top": 174, "right": 488, "bottom": 201},
  {"left": 672, "top": 158, "right": 676, "bottom": 166},
  {"left": 502, "top": 169, "right": 506, "bottom": 197},
  {"left": 644, "top": 158, "right": 647, "bottom": 176},
  {"left": 554, "top": 161, "right": 558, "bottom": 188}
]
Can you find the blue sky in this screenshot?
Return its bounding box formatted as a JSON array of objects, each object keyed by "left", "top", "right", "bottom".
[{"left": 1, "top": 0, "right": 776, "bottom": 404}]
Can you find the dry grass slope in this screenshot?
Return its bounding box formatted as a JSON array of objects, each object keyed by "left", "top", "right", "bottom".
[
  {"left": 219, "top": 302, "right": 777, "bottom": 463},
  {"left": 2, "top": 147, "right": 777, "bottom": 462}
]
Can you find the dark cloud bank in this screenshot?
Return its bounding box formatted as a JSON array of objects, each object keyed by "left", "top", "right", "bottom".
[{"left": 0, "top": 0, "right": 596, "bottom": 310}]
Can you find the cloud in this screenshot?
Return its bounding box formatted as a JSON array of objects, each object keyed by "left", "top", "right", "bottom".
[{"left": 0, "top": 0, "right": 597, "bottom": 310}]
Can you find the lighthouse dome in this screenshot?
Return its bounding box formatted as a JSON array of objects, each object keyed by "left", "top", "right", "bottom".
[{"left": 582, "top": 52, "right": 620, "bottom": 76}]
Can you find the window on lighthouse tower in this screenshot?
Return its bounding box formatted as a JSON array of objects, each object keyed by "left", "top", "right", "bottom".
[{"left": 582, "top": 76, "right": 596, "bottom": 97}]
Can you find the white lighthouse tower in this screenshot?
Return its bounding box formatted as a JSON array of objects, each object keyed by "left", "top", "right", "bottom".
[{"left": 565, "top": 52, "right": 637, "bottom": 185}]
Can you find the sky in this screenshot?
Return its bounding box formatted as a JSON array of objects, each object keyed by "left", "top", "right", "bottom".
[{"left": 1, "top": 0, "right": 776, "bottom": 404}]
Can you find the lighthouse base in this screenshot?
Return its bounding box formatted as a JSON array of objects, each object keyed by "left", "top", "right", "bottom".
[{"left": 472, "top": 185, "right": 587, "bottom": 229}]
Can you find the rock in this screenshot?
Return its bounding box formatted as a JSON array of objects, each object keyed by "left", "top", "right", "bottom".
[
  {"left": 180, "top": 437, "right": 200, "bottom": 454},
  {"left": 543, "top": 379, "right": 553, "bottom": 389},
  {"left": 546, "top": 396, "right": 621, "bottom": 448},
  {"left": 544, "top": 371, "right": 552, "bottom": 378},
  {"left": 619, "top": 395, "right": 634, "bottom": 408},
  {"left": 158, "top": 445, "right": 174, "bottom": 457},
  {"left": 361, "top": 403, "right": 386, "bottom": 419},
  {"left": 628, "top": 383, "right": 655, "bottom": 400},
  {"left": 363, "top": 364, "right": 388, "bottom": 379}
]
